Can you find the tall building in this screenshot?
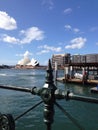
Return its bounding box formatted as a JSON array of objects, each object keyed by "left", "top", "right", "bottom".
[{"left": 52, "top": 53, "right": 70, "bottom": 68}]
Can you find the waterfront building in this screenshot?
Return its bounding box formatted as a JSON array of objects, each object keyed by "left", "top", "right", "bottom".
[
  {"left": 71, "top": 54, "right": 98, "bottom": 64},
  {"left": 52, "top": 53, "right": 70, "bottom": 68},
  {"left": 71, "top": 54, "right": 86, "bottom": 63}
]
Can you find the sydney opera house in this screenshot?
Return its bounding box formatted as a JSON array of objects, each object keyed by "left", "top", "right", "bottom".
[{"left": 15, "top": 56, "right": 39, "bottom": 69}]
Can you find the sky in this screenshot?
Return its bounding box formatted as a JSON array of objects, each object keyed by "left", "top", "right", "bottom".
[{"left": 0, "top": 0, "right": 98, "bottom": 65}]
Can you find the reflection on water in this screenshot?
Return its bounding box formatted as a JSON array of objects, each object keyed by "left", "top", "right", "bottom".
[{"left": 0, "top": 69, "right": 98, "bottom": 130}]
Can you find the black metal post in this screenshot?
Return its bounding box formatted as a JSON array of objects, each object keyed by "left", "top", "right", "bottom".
[{"left": 42, "top": 59, "right": 57, "bottom": 130}]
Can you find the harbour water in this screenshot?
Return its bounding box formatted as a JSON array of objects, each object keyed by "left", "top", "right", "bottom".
[{"left": 0, "top": 69, "right": 98, "bottom": 130}]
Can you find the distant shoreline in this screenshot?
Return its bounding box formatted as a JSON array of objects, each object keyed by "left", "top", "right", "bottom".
[
  {"left": 15, "top": 65, "right": 47, "bottom": 70},
  {"left": 0, "top": 65, "right": 47, "bottom": 70},
  {"left": 0, "top": 65, "right": 15, "bottom": 69}
]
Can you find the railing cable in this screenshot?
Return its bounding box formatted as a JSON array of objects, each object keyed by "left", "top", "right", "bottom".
[
  {"left": 0, "top": 85, "right": 32, "bottom": 93},
  {"left": 55, "top": 101, "right": 85, "bottom": 130},
  {"left": 15, "top": 100, "right": 43, "bottom": 121}
]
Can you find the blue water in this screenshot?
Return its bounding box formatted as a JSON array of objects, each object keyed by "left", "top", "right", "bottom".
[{"left": 0, "top": 69, "right": 98, "bottom": 130}]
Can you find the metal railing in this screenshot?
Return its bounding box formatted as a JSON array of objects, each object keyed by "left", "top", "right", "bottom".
[{"left": 0, "top": 59, "right": 98, "bottom": 130}]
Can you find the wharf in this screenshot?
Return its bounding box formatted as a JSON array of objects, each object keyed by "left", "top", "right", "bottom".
[{"left": 57, "top": 77, "right": 98, "bottom": 85}]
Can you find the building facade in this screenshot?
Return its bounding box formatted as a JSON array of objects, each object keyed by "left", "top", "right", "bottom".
[
  {"left": 52, "top": 53, "right": 70, "bottom": 68},
  {"left": 71, "top": 54, "right": 98, "bottom": 63},
  {"left": 52, "top": 53, "right": 98, "bottom": 69}
]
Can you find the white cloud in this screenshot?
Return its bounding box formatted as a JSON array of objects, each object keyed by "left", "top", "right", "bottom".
[
  {"left": 0, "top": 11, "right": 17, "bottom": 30},
  {"left": 65, "top": 24, "right": 80, "bottom": 33},
  {"left": 1, "top": 34, "right": 20, "bottom": 44},
  {"left": 37, "top": 44, "right": 62, "bottom": 55},
  {"left": 16, "top": 50, "right": 33, "bottom": 57},
  {"left": 73, "top": 28, "right": 80, "bottom": 33},
  {"left": 65, "top": 37, "right": 87, "bottom": 49},
  {"left": 42, "top": 45, "right": 62, "bottom": 52},
  {"left": 64, "top": 8, "right": 72, "bottom": 15},
  {"left": 96, "top": 42, "right": 98, "bottom": 45},
  {"left": 37, "top": 50, "right": 49, "bottom": 55},
  {"left": 64, "top": 25, "right": 72, "bottom": 30},
  {"left": 90, "top": 26, "right": 98, "bottom": 32},
  {"left": 42, "top": 0, "right": 54, "bottom": 10},
  {"left": 1, "top": 26, "right": 44, "bottom": 44},
  {"left": 39, "top": 44, "right": 62, "bottom": 52},
  {"left": 20, "top": 27, "right": 44, "bottom": 44}
]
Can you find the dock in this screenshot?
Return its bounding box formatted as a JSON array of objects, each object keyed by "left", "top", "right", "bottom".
[
  {"left": 55, "top": 54, "right": 98, "bottom": 86},
  {"left": 57, "top": 77, "right": 98, "bottom": 85}
]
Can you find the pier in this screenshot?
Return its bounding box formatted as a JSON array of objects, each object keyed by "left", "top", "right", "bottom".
[
  {"left": 56, "top": 62, "right": 98, "bottom": 85},
  {"left": 57, "top": 77, "right": 98, "bottom": 85},
  {"left": 53, "top": 53, "right": 98, "bottom": 86}
]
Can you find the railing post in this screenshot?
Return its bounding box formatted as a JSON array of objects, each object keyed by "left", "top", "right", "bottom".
[{"left": 42, "top": 59, "right": 57, "bottom": 130}]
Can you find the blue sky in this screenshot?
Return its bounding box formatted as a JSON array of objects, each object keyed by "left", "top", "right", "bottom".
[{"left": 0, "top": 0, "right": 98, "bottom": 65}]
